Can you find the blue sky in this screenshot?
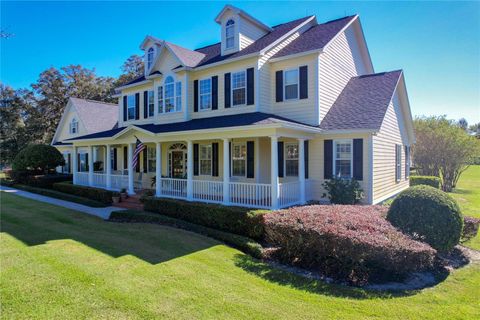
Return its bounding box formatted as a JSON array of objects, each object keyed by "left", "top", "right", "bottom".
[{"left": 1, "top": 1, "right": 479, "bottom": 123}]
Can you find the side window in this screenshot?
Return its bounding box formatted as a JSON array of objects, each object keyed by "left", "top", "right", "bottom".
[
  {"left": 284, "top": 69, "right": 299, "bottom": 100},
  {"left": 232, "top": 71, "right": 246, "bottom": 106},
  {"left": 285, "top": 143, "right": 299, "bottom": 176},
  {"left": 334, "top": 140, "right": 352, "bottom": 178},
  {"left": 127, "top": 95, "right": 136, "bottom": 120},
  {"left": 148, "top": 90, "right": 154, "bottom": 117},
  {"left": 200, "top": 144, "right": 212, "bottom": 175},
  {"left": 199, "top": 78, "right": 212, "bottom": 110},
  {"left": 232, "top": 142, "right": 246, "bottom": 176}
]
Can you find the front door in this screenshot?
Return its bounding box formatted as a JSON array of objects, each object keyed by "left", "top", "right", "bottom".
[{"left": 171, "top": 151, "right": 185, "bottom": 178}]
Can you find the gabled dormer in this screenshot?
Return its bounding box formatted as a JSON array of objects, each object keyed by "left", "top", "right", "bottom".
[
  {"left": 140, "top": 36, "right": 163, "bottom": 77},
  {"left": 215, "top": 4, "right": 272, "bottom": 56}
]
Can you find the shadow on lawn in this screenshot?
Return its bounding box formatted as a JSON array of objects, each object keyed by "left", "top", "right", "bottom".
[
  {"left": 233, "top": 254, "right": 455, "bottom": 300},
  {"left": 1, "top": 195, "right": 217, "bottom": 265}
]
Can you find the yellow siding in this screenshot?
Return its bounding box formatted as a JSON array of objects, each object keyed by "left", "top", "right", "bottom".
[{"left": 55, "top": 105, "right": 87, "bottom": 142}]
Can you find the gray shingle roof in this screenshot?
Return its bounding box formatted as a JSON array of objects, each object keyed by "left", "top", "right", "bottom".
[
  {"left": 271, "top": 15, "right": 356, "bottom": 58},
  {"left": 319, "top": 70, "right": 403, "bottom": 131},
  {"left": 70, "top": 98, "right": 118, "bottom": 133},
  {"left": 166, "top": 41, "right": 206, "bottom": 68},
  {"left": 66, "top": 112, "right": 315, "bottom": 141}
]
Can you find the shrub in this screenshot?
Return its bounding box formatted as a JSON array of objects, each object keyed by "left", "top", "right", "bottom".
[
  {"left": 387, "top": 186, "right": 463, "bottom": 252},
  {"left": 12, "top": 184, "right": 107, "bottom": 207},
  {"left": 322, "top": 177, "right": 363, "bottom": 204},
  {"left": 461, "top": 216, "right": 480, "bottom": 243},
  {"left": 25, "top": 174, "right": 72, "bottom": 188},
  {"left": 0, "top": 178, "right": 15, "bottom": 187},
  {"left": 109, "top": 210, "right": 263, "bottom": 258},
  {"left": 12, "top": 144, "right": 65, "bottom": 173},
  {"left": 410, "top": 175, "right": 441, "bottom": 189},
  {"left": 264, "top": 205, "right": 436, "bottom": 286},
  {"left": 52, "top": 181, "right": 115, "bottom": 205},
  {"left": 143, "top": 197, "right": 269, "bottom": 240}
]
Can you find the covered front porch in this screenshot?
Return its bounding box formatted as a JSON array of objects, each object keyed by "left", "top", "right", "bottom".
[{"left": 70, "top": 124, "right": 318, "bottom": 209}]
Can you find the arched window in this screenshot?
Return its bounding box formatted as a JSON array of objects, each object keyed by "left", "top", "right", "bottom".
[
  {"left": 158, "top": 75, "right": 182, "bottom": 114},
  {"left": 225, "top": 19, "right": 235, "bottom": 49},
  {"left": 147, "top": 47, "right": 154, "bottom": 69},
  {"left": 69, "top": 118, "right": 78, "bottom": 134}
]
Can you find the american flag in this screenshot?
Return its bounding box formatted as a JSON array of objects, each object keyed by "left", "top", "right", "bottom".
[{"left": 132, "top": 137, "right": 145, "bottom": 169}]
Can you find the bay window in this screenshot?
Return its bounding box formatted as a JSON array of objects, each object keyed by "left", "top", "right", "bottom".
[
  {"left": 232, "top": 71, "right": 246, "bottom": 106},
  {"left": 199, "top": 78, "right": 212, "bottom": 110},
  {"left": 334, "top": 140, "right": 352, "bottom": 178},
  {"left": 157, "top": 76, "right": 182, "bottom": 114},
  {"left": 200, "top": 144, "right": 212, "bottom": 175},
  {"left": 147, "top": 90, "right": 154, "bottom": 117},
  {"left": 164, "top": 76, "right": 175, "bottom": 113},
  {"left": 158, "top": 86, "right": 163, "bottom": 114},
  {"left": 176, "top": 82, "right": 182, "bottom": 112},
  {"left": 284, "top": 69, "right": 299, "bottom": 100},
  {"left": 232, "top": 142, "right": 246, "bottom": 176},
  {"left": 285, "top": 143, "right": 299, "bottom": 176}
]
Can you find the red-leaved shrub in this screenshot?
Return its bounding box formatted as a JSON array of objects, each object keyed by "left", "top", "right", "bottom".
[
  {"left": 264, "top": 205, "right": 437, "bottom": 286},
  {"left": 461, "top": 216, "right": 480, "bottom": 242}
]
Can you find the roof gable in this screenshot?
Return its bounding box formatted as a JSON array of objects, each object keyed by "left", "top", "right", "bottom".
[
  {"left": 215, "top": 4, "right": 272, "bottom": 32},
  {"left": 69, "top": 98, "right": 118, "bottom": 133}
]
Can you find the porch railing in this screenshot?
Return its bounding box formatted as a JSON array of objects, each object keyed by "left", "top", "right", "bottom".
[
  {"left": 111, "top": 174, "right": 128, "bottom": 190},
  {"left": 93, "top": 173, "right": 106, "bottom": 187},
  {"left": 76, "top": 172, "right": 89, "bottom": 186},
  {"left": 279, "top": 181, "right": 301, "bottom": 208},
  {"left": 193, "top": 180, "right": 223, "bottom": 203},
  {"left": 229, "top": 182, "right": 271, "bottom": 208},
  {"left": 160, "top": 178, "right": 187, "bottom": 199}
]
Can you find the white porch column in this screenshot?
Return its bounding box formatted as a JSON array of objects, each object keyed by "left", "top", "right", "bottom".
[
  {"left": 186, "top": 140, "right": 193, "bottom": 200},
  {"left": 72, "top": 146, "right": 78, "bottom": 184},
  {"left": 270, "top": 136, "right": 279, "bottom": 209},
  {"left": 155, "top": 142, "right": 162, "bottom": 197},
  {"left": 88, "top": 145, "right": 94, "bottom": 186},
  {"left": 106, "top": 145, "right": 112, "bottom": 190},
  {"left": 127, "top": 143, "right": 135, "bottom": 195},
  {"left": 298, "top": 138, "right": 306, "bottom": 204},
  {"left": 223, "top": 138, "right": 230, "bottom": 204}
]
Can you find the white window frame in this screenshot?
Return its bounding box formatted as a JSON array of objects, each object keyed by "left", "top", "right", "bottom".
[
  {"left": 231, "top": 70, "right": 246, "bottom": 107},
  {"left": 147, "top": 146, "right": 156, "bottom": 173},
  {"left": 164, "top": 76, "right": 175, "bottom": 113},
  {"left": 199, "top": 144, "right": 212, "bottom": 176},
  {"left": 69, "top": 118, "right": 78, "bottom": 134},
  {"left": 157, "top": 76, "right": 182, "bottom": 115},
  {"left": 396, "top": 144, "right": 402, "bottom": 182},
  {"left": 127, "top": 95, "right": 136, "bottom": 120},
  {"left": 199, "top": 78, "right": 212, "bottom": 111},
  {"left": 225, "top": 19, "right": 235, "bottom": 50},
  {"left": 147, "top": 90, "right": 154, "bottom": 117},
  {"left": 231, "top": 142, "right": 247, "bottom": 177},
  {"left": 147, "top": 47, "right": 155, "bottom": 70},
  {"left": 283, "top": 68, "right": 299, "bottom": 101},
  {"left": 333, "top": 139, "right": 353, "bottom": 179},
  {"left": 79, "top": 152, "right": 88, "bottom": 172},
  {"left": 405, "top": 145, "right": 411, "bottom": 179},
  {"left": 284, "top": 143, "right": 299, "bottom": 177}
]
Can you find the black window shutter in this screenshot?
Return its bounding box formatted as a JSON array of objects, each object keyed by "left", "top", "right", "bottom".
[
  {"left": 67, "top": 153, "right": 71, "bottom": 173},
  {"left": 193, "top": 80, "right": 199, "bottom": 112},
  {"left": 246, "top": 68, "right": 254, "bottom": 105},
  {"left": 193, "top": 143, "right": 199, "bottom": 176},
  {"left": 135, "top": 93, "right": 140, "bottom": 120},
  {"left": 77, "top": 154, "right": 80, "bottom": 172},
  {"left": 123, "top": 146, "right": 128, "bottom": 169},
  {"left": 299, "top": 66, "right": 308, "bottom": 99},
  {"left": 304, "top": 140, "right": 309, "bottom": 179},
  {"left": 324, "top": 140, "right": 333, "bottom": 179},
  {"left": 224, "top": 73, "right": 231, "bottom": 108},
  {"left": 85, "top": 153, "right": 89, "bottom": 171},
  {"left": 113, "top": 148, "right": 117, "bottom": 170},
  {"left": 278, "top": 141, "right": 284, "bottom": 178},
  {"left": 275, "top": 70, "right": 283, "bottom": 102},
  {"left": 353, "top": 139, "right": 363, "bottom": 180},
  {"left": 229, "top": 142, "right": 232, "bottom": 177},
  {"left": 246, "top": 141, "right": 254, "bottom": 178},
  {"left": 143, "top": 148, "right": 148, "bottom": 173},
  {"left": 212, "top": 143, "right": 219, "bottom": 176},
  {"left": 123, "top": 96, "right": 127, "bottom": 121},
  {"left": 212, "top": 76, "right": 218, "bottom": 110},
  {"left": 143, "top": 91, "right": 148, "bottom": 118}
]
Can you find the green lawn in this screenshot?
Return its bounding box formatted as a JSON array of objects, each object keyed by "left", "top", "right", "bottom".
[
  {"left": 450, "top": 165, "right": 480, "bottom": 250},
  {"left": 1, "top": 193, "right": 479, "bottom": 319}
]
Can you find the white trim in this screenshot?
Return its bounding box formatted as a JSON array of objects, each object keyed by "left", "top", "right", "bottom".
[
  {"left": 368, "top": 134, "right": 374, "bottom": 204},
  {"left": 283, "top": 68, "right": 300, "bottom": 101},
  {"left": 192, "top": 52, "right": 259, "bottom": 71},
  {"left": 269, "top": 49, "right": 322, "bottom": 63},
  {"left": 231, "top": 70, "right": 247, "bottom": 107},
  {"left": 116, "top": 79, "right": 152, "bottom": 91},
  {"left": 333, "top": 139, "right": 353, "bottom": 179}
]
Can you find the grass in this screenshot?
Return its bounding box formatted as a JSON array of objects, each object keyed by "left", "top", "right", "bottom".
[
  {"left": 1, "top": 192, "right": 479, "bottom": 319},
  {"left": 450, "top": 165, "right": 480, "bottom": 250}
]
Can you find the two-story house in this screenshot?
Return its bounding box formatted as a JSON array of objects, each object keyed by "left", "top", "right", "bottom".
[{"left": 54, "top": 4, "right": 415, "bottom": 209}]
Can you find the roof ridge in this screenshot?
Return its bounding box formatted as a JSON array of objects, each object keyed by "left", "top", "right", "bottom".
[
  {"left": 322, "top": 14, "right": 357, "bottom": 25},
  {"left": 271, "top": 15, "right": 314, "bottom": 28},
  {"left": 194, "top": 42, "right": 221, "bottom": 51},
  {"left": 70, "top": 97, "right": 117, "bottom": 106},
  {"left": 355, "top": 70, "right": 402, "bottom": 79}
]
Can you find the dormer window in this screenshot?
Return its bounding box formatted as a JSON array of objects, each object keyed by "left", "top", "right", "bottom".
[
  {"left": 147, "top": 47, "right": 154, "bottom": 69},
  {"left": 225, "top": 19, "right": 235, "bottom": 49},
  {"left": 69, "top": 118, "right": 78, "bottom": 134}
]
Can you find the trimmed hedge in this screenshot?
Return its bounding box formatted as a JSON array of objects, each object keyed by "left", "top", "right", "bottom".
[
  {"left": 26, "top": 174, "right": 72, "bottom": 188},
  {"left": 461, "top": 216, "right": 480, "bottom": 243},
  {"left": 12, "top": 184, "right": 107, "bottom": 207},
  {"left": 0, "top": 178, "right": 15, "bottom": 187},
  {"left": 410, "top": 176, "right": 441, "bottom": 189},
  {"left": 264, "top": 205, "right": 436, "bottom": 286},
  {"left": 143, "top": 197, "right": 269, "bottom": 240},
  {"left": 109, "top": 210, "right": 263, "bottom": 258},
  {"left": 387, "top": 186, "right": 463, "bottom": 252},
  {"left": 52, "top": 182, "right": 117, "bottom": 205}
]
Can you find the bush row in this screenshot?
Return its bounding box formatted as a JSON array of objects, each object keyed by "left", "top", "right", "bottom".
[
  {"left": 143, "top": 197, "right": 268, "bottom": 240},
  {"left": 410, "top": 175, "right": 441, "bottom": 189},
  {"left": 461, "top": 216, "right": 480, "bottom": 243},
  {"left": 263, "top": 205, "right": 436, "bottom": 286},
  {"left": 9, "top": 171, "right": 72, "bottom": 188},
  {"left": 109, "top": 210, "right": 263, "bottom": 258},
  {"left": 12, "top": 184, "right": 107, "bottom": 207},
  {"left": 52, "top": 182, "right": 117, "bottom": 205}
]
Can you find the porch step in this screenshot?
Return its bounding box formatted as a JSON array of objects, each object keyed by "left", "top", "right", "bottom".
[{"left": 115, "top": 193, "right": 144, "bottom": 211}]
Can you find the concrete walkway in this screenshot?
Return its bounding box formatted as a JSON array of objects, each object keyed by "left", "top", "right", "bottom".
[{"left": 0, "top": 186, "right": 125, "bottom": 219}]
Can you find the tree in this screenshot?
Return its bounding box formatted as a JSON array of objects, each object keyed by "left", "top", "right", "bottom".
[
  {"left": 115, "top": 55, "right": 144, "bottom": 87},
  {"left": 413, "top": 116, "right": 480, "bottom": 192},
  {"left": 458, "top": 118, "right": 468, "bottom": 131},
  {"left": 12, "top": 144, "right": 65, "bottom": 173}
]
